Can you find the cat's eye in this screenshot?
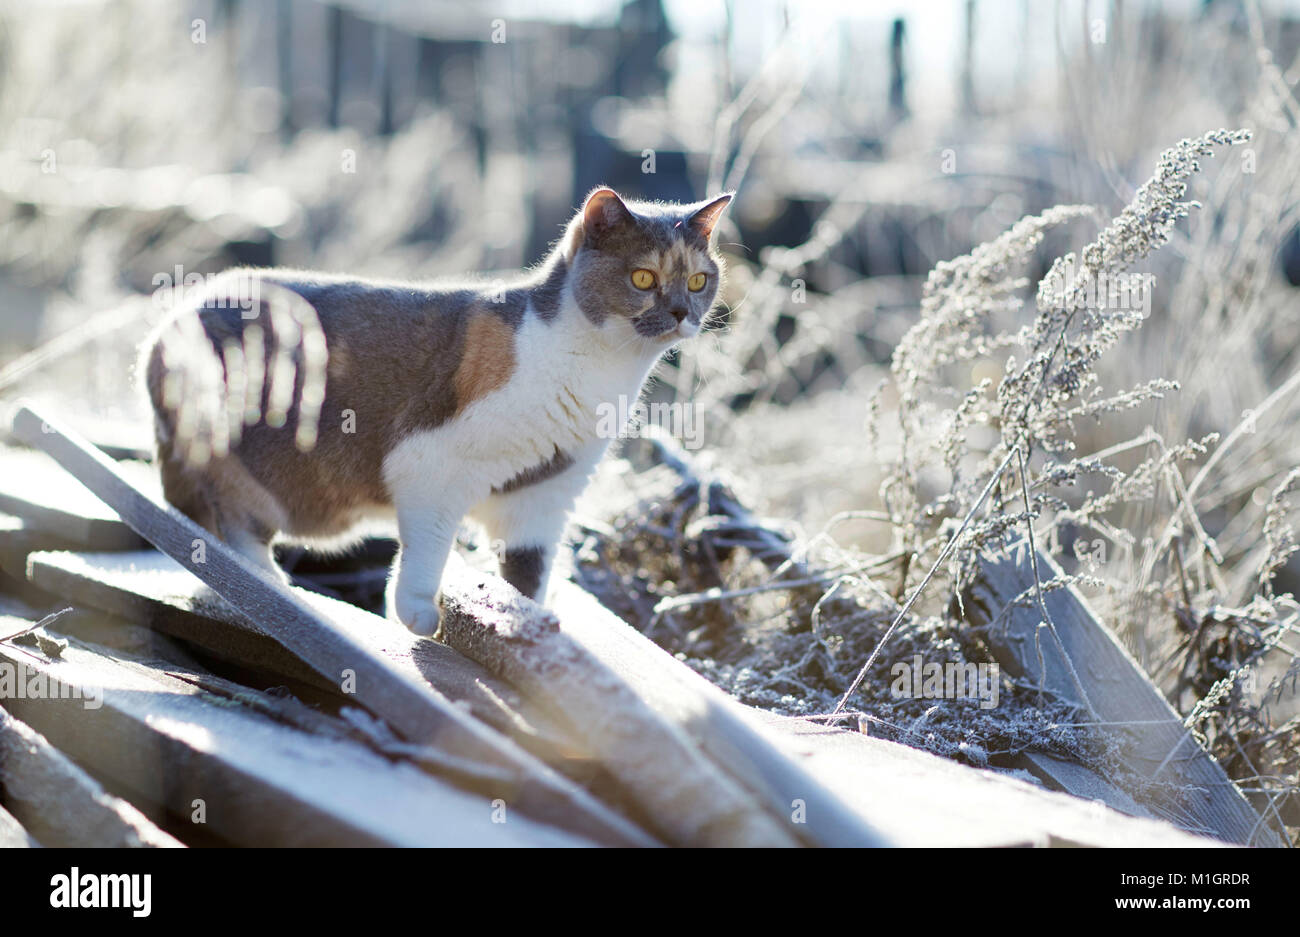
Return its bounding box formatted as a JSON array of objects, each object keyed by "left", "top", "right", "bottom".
[
  {"left": 687, "top": 272, "right": 708, "bottom": 292},
  {"left": 630, "top": 269, "right": 657, "bottom": 290}
]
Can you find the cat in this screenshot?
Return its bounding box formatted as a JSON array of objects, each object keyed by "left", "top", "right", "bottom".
[{"left": 144, "top": 187, "right": 732, "bottom": 634}]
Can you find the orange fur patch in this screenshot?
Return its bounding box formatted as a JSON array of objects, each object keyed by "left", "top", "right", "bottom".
[{"left": 454, "top": 312, "right": 516, "bottom": 410}]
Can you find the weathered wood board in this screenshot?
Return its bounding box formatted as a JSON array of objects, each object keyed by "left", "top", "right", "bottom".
[
  {"left": 548, "top": 577, "right": 901, "bottom": 847},
  {"left": 441, "top": 564, "right": 803, "bottom": 847},
  {"left": 0, "top": 413, "right": 153, "bottom": 463},
  {"left": 1014, "top": 751, "right": 1153, "bottom": 821},
  {"left": 10, "top": 404, "right": 653, "bottom": 847},
  {"left": 0, "top": 624, "right": 598, "bottom": 847},
  {"left": 754, "top": 714, "right": 1223, "bottom": 847},
  {"left": 965, "top": 543, "right": 1284, "bottom": 847},
  {"left": 0, "top": 706, "right": 183, "bottom": 847},
  {"left": 0, "top": 511, "right": 86, "bottom": 575},
  {"left": 441, "top": 554, "right": 892, "bottom": 847},
  {"left": 0, "top": 446, "right": 145, "bottom": 549},
  {"left": 25, "top": 548, "right": 579, "bottom": 762}
]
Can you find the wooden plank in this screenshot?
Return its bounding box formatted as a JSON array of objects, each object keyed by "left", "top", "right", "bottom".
[
  {"left": 0, "top": 624, "right": 599, "bottom": 847},
  {"left": 0, "top": 511, "right": 85, "bottom": 569},
  {"left": 0, "top": 446, "right": 145, "bottom": 549},
  {"left": 1013, "top": 752, "right": 1154, "bottom": 821},
  {"left": 0, "top": 413, "right": 154, "bottom": 462},
  {"left": 10, "top": 404, "right": 652, "bottom": 847},
  {"left": 753, "top": 713, "right": 1223, "bottom": 847},
  {"left": 25, "top": 549, "right": 580, "bottom": 760},
  {"left": 440, "top": 553, "right": 893, "bottom": 847},
  {"left": 547, "top": 578, "right": 900, "bottom": 847},
  {"left": 439, "top": 564, "right": 799, "bottom": 847},
  {"left": 0, "top": 513, "right": 90, "bottom": 612},
  {"left": 963, "top": 543, "right": 1284, "bottom": 847},
  {"left": 0, "top": 801, "right": 39, "bottom": 847},
  {"left": 0, "top": 706, "right": 183, "bottom": 847}
]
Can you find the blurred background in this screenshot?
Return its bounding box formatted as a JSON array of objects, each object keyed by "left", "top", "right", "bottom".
[
  {"left": 2, "top": 0, "right": 1300, "bottom": 649},
  {"left": 3, "top": 0, "right": 1295, "bottom": 416}
]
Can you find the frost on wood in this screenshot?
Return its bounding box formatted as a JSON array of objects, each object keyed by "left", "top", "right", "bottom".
[
  {"left": 0, "top": 705, "right": 182, "bottom": 848},
  {"left": 438, "top": 557, "right": 800, "bottom": 848}
]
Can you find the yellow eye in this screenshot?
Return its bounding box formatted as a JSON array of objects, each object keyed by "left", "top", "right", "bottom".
[
  {"left": 687, "top": 272, "right": 708, "bottom": 292},
  {"left": 631, "top": 269, "right": 657, "bottom": 290}
]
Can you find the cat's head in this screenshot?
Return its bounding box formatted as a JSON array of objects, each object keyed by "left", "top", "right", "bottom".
[{"left": 564, "top": 187, "right": 733, "bottom": 344}]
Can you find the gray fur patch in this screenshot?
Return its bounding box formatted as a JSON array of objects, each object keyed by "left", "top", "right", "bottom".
[
  {"left": 492, "top": 447, "right": 574, "bottom": 495},
  {"left": 501, "top": 545, "right": 546, "bottom": 600},
  {"left": 150, "top": 271, "right": 515, "bottom": 539},
  {"left": 530, "top": 258, "right": 567, "bottom": 321}
]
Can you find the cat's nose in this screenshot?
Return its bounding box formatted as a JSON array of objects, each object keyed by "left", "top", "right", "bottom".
[{"left": 668, "top": 307, "right": 688, "bottom": 323}]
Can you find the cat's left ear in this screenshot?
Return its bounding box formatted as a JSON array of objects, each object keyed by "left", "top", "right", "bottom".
[{"left": 687, "top": 193, "right": 734, "bottom": 241}]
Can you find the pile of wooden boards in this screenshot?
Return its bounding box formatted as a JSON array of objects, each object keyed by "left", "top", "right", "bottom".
[{"left": 0, "top": 403, "right": 1283, "bottom": 847}]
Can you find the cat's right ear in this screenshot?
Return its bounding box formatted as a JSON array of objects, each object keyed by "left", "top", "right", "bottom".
[{"left": 581, "top": 187, "right": 634, "bottom": 244}]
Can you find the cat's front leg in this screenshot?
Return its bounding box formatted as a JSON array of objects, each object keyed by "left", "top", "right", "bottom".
[{"left": 386, "top": 478, "right": 476, "bottom": 636}]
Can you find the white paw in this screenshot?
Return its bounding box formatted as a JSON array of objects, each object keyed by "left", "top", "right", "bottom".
[{"left": 391, "top": 584, "right": 442, "bottom": 636}]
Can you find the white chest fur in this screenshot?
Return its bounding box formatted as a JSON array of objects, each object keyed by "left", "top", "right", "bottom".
[{"left": 383, "top": 295, "right": 662, "bottom": 501}]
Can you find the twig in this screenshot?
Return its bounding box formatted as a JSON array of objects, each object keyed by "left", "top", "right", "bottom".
[
  {"left": 650, "top": 551, "right": 904, "bottom": 619},
  {"left": 1015, "top": 446, "right": 1099, "bottom": 718},
  {"left": 1185, "top": 364, "right": 1300, "bottom": 505},
  {"left": 0, "top": 607, "right": 74, "bottom": 644}
]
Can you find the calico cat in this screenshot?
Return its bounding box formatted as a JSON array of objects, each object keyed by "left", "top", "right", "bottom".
[{"left": 145, "top": 187, "right": 732, "bottom": 634}]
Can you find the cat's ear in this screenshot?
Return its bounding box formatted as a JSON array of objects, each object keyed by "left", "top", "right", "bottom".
[
  {"left": 582, "top": 187, "right": 634, "bottom": 242},
  {"left": 687, "top": 193, "right": 733, "bottom": 241}
]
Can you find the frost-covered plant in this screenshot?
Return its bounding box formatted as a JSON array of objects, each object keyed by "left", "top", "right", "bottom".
[
  {"left": 869, "top": 128, "right": 1300, "bottom": 841},
  {"left": 1260, "top": 468, "right": 1300, "bottom": 599},
  {"left": 881, "top": 130, "right": 1255, "bottom": 599}
]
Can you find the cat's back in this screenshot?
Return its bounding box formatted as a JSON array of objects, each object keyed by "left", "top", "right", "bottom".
[
  {"left": 158, "top": 267, "right": 501, "bottom": 397},
  {"left": 185, "top": 267, "right": 454, "bottom": 340}
]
